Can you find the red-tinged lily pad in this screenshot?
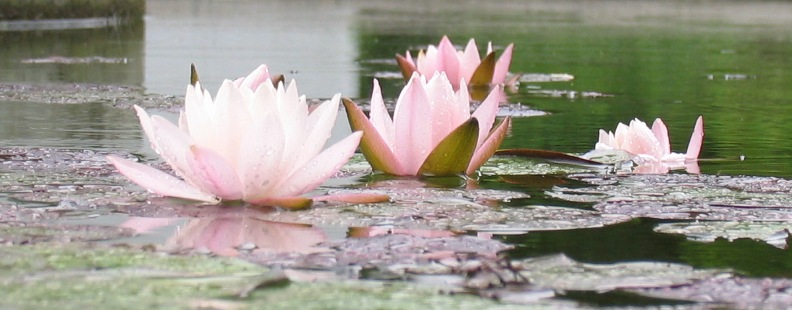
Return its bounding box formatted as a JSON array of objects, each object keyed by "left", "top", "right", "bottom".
[{"left": 496, "top": 148, "right": 608, "bottom": 167}]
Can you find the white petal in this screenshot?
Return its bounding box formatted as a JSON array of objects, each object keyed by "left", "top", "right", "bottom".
[
  {"left": 273, "top": 132, "right": 363, "bottom": 197},
  {"left": 107, "top": 155, "right": 218, "bottom": 203}
]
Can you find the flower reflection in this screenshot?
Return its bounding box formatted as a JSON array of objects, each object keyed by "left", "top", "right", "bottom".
[
  {"left": 344, "top": 73, "right": 511, "bottom": 177},
  {"left": 348, "top": 227, "right": 456, "bottom": 238},
  {"left": 585, "top": 116, "right": 704, "bottom": 174},
  {"left": 107, "top": 65, "right": 362, "bottom": 209},
  {"left": 121, "top": 208, "right": 327, "bottom": 257}
]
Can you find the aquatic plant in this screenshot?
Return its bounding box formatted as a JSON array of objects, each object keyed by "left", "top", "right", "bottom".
[
  {"left": 396, "top": 35, "right": 515, "bottom": 91},
  {"left": 107, "top": 65, "right": 363, "bottom": 209},
  {"left": 585, "top": 116, "right": 704, "bottom": 173},
  {"left": 343, "top": 72, "right": 511, "bottom": 177}
]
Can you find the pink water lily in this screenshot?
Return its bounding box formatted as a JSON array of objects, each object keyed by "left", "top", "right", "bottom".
[
  {"left": 344, "top": 72, "right": 511, "bottom": 176},
  {"left": 396, "top": 35, "right": 515, "bottom": 91},
  {"left": 591, "top": 116, "right": 704, "bottom": 172},
  {"left": 107, "top": 65, "right": 363, "bottom": 208}
]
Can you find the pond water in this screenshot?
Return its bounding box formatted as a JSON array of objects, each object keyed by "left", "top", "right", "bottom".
[{"left": 3, "top": 0, "right": 792, "bottom": 307}]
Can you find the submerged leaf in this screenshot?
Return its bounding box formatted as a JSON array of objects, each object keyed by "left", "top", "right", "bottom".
[{"left": 419, "top": 118, "right": 480, "bottom": 176}]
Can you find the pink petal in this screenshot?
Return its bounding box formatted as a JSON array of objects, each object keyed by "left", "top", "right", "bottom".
[
  {"left": 233, "top": 64, "right": 271, "bottom": 90},
  {"left": 343, "top": 98, "right": 407, "bottom": 175},
  {"left": 297, "top": 94, "right": 341, "bottom": 170},
  {"left": 210, "top": 80, "right": 252, "bottom": 163},
  {"left": 132, "top": 105, "right": 157, "bottom": 150},
  {"left": 149, "top": 115, "right": 195, "bottom": 181},
  {"left": 460, "top": 39, "right": 481, "bottom": 83},
  {"left": 425, "top": 73, "right": 462, "bottom": 145},
  {"left": 393, "top": 74, "right": 433, "bottom": 175},
  {"left": 596, "top": 129, "right": 614, "bottom": 149},
  {"left": 437, "top": 36, "right": 462, "bottom": 89},
  {"left": 369, "top": 79, "right": 396, "bottom": 150},
  {"left": 183, "top": 84, "right": 214, "bottom": 145},
  {"left": 106, "top": 155, "right": 218, "bottom": 203},
  {"left": 186, "top": 145, "right": 244, "bottom": 200},
  {"left": 651, "top": 118, "right": 671, "bottom": 155},
  {"left": 236, "top": 112, "right": 285, "bottom": 201},
  {"left": 274, "top": 131, "right": 363, "bottom": 197},
  {"left": 623, "top": 120, "right": 663, "bottom": 160},
  {"left": 493, "top": 43, "right": 514, "bottom": 85},
  {"left": 467, "top": 117, "right": 511, "bottom": 175},
  {"left": 471, "top": 85, "right": 502, "bottom": 148},
  {"left": 685, "top": 116, "right": 704, "bottom": 159}
]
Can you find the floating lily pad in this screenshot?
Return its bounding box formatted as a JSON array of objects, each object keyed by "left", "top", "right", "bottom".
[
  {"left": 550, "top": 174, "right": 792, "bottom": 221},
  {"left": 0, "top": 83, "right": 181, "bottom": 109},
  {"left": 518, "top": 73, "right": 575, "bottom": 83},
  {"left": 526, "top": 89, "right": 612, "bottom": 99},
  {"left": 516, "top": 254, "right": 723, "bottom": 292},
  {"left": 0, "top": 222, "right": 133, "bottom": 244},
  {"left": 633, "top": 275, "right": 792, "bottom": 309},
  {"left": 479, "top": 155, "right": 605, "bottom": 176},
  {"left": 262, "top": 199, "right": 629, "bottom": 233},
  {"left": 654, "top": 221, "right": 791, "bottom": 249}
]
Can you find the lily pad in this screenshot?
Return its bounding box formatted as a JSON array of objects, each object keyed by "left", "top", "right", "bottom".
[
  {"left": 654, "top": 221, "right": 791, "bottom": 249},
  {"left": 550, "top": 174, "right": 792, "bottom": 221},
  {"left": 0, "top": 83, "right": 181, "bottom": 109},
  {"left": 479, "top": 155, "right": 607, "bottom": 176},
  {"left": 516, "top": 254, "right": 723, "bottom": 292},
  {"left": 633, "top": 275, "right": 792, "bottom": 309},
  {"left": 0, "top": 222, "right": 133, "bottom": 244}
]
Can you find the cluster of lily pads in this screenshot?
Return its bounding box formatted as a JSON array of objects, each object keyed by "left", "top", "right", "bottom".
[{"left": 107, "top": 36, "right": 705, "bottom": 209}]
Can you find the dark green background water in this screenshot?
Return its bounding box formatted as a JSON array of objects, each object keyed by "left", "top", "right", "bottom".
[{"left": 2, "top": 0, "right": 792, "bottom": 281}]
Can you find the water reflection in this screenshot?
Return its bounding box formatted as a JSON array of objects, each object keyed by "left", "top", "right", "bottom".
[
  {"left": 0, "top": 101, "right": 143, "bottom": 150},
  {"left": 122, "top": 208, "right": 327, "bottom": 257},
  {"left": 0, "top": 23, "right": 144, "bottom": 86}
]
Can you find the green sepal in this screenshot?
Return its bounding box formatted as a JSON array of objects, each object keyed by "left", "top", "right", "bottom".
[
  {"left": 469, "top": 52, "right": 496, "bottom": 87},
  {"left": 342, "top": 98, "right": 404, "bottom": 175},
  {"left": 418, "top": 118, "right": 480, "bottom": 176},
  {"left": 190, "top": 63, "right": 200, "bottom": 86}
]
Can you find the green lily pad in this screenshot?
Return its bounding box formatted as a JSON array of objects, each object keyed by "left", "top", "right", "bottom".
[
  {"left": 654, "top": 221, "right": 791, "bottom": 248},
  {"left": 516, "top": 254, "right": 723, "bottom": 292}
]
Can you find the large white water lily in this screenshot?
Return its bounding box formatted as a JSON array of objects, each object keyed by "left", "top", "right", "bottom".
[
  {"left": 344, "top": 72, "right": 511, "bottom": 177},
  {"left": 586, "top": 116, "right": 704, "bottom": 173},
  {"left": 107, "top": 65, "right": 363, "bottom": 208},
  {"left": 396, "top": 35, "right": 514, "bottom": 91}
]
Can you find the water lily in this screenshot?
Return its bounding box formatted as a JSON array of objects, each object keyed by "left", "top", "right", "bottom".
[
  {"left": 343, "top": 72, "right": 511, "bottom": 176},
  {"left": 107, "top": 65, "right": 363, "bottom": 208},
  {"left": 585, "top": 116, "right": 704, "bottom": 173},
  {"left": 396, "top": 35, "right": 515, "bottom": 90}
]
